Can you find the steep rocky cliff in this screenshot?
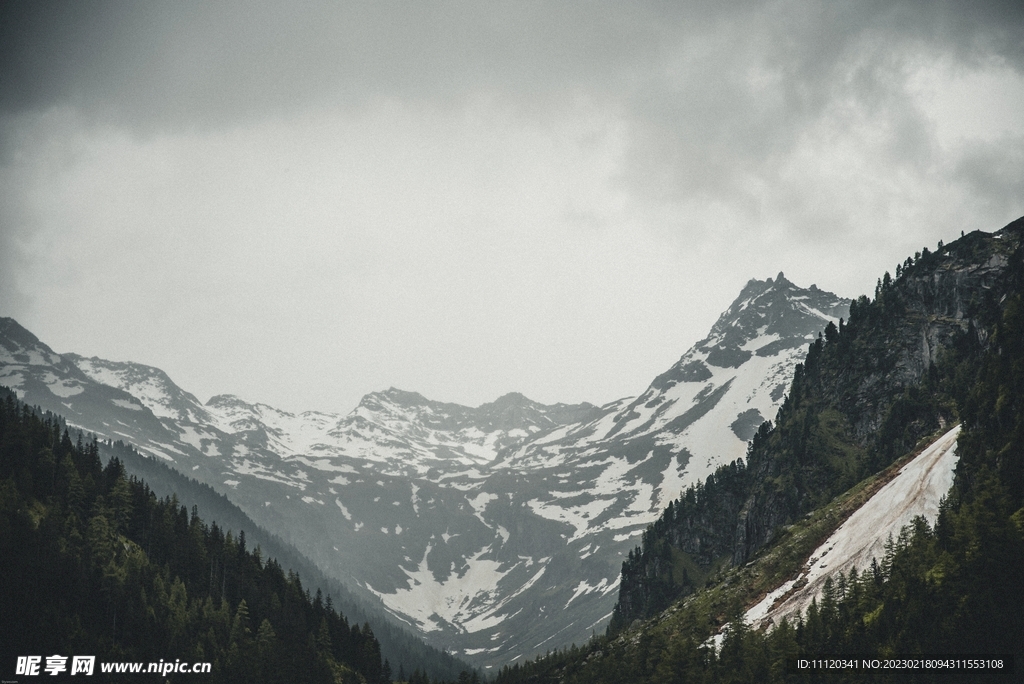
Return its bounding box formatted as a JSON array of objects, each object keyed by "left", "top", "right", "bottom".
[{"left": 612, "top": 218, "right": 1024, "bottom": 629}]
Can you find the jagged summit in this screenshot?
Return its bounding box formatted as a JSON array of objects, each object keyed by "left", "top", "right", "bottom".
[
  {"left": 346, "top": 385, "right": 601, "bottom": 443},
  {"left": 700, "top": 272, "right": 850, "bottom": 358},
  {"left": 367, "top": 387, "right": 431, "bottom": 406},
  {"left": 499, "top": 273, "right": 850, "bottom": 490},
  {"left": 206, "top": 393, "right": 252, "bottom": 408},
  {"left": 644, "top": 275, "right": 849, "bottom": 401},
  {"left": 483, "top": 391, "right": 531, "bottom": 407}
]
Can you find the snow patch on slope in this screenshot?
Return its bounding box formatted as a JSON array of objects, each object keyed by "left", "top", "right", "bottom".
[
  {"left": 747, "top": 426, "right": 960, "bottom": 630},
  {"left": 43, "top": 372, "right": 84, "bottom": 397},
  {"left": 365, "top": 544, "right": 548, "bottom": 635}
]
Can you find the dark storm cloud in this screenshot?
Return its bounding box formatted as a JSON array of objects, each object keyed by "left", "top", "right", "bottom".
[
  {"left": 0, "top": 1, "right": 658, "bottom": 129},
  {"left": 618, "top": 0, "right": 1023, "bottom": 199},
  {"left": 4, "top": 1, "right": 1017, "bottom": 125},
  {"left": 954, "top": 137, "right": 1024, "bottom": 214},
  {"left": 1, "top": 0, "right": 1021, "bottom": 233}
]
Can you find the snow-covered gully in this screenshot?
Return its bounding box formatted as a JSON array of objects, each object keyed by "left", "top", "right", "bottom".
[{"left": 744, "top": 425, "right": 961, "bottom": 630}]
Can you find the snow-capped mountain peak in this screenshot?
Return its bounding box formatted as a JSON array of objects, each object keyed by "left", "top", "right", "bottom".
[
  {"left": 701, "top": 272, "right": 849, "bottom": 359},
  {"left": 69, "top": 354, "right": 209, "bottom": 423},
  {"left": 501, "top": 275, "right": 850, "bottom": 488},
  {"left": 0, "top": 273, "right": 848, "bottom": 669}
]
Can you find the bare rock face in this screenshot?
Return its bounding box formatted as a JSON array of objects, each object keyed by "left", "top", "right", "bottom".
[
  {"left": 735, "top": 223, "right": 1023, "bottom": 566},
  {"left": 832, "top": 231, "right": 1016, "bottom": 443},
  {"left": 612, "top": 218, "right": 1024, "bottom": 627}
]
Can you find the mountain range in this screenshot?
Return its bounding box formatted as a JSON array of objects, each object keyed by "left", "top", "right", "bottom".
[
  {"left": 487, "top": 219, "right": 1024, "bottom": 683},
  {"left": 0, "top": 273, "right": 848, "bottom": 668}
]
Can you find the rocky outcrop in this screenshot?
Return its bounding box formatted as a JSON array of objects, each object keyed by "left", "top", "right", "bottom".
[
  {"left": 611, "top": 217, "right": 1024, "bottom": 628},
  {"left": 735, "top": 222, "right": 1023, "bottom": 564}
]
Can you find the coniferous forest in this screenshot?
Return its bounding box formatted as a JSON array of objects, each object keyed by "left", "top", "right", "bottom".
[
  {"left": 0, "top": 389, "right": 476, "bottom": 683},
  {"left": 97, "top": 433, "right": 472, "bottom": 683},
  {"left": 491, "top": 238, "right": 1024, "bottom": 682}
]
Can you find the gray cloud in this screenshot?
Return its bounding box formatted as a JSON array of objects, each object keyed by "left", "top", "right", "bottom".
[
  {"left": 954, "top": 136, "right": 1024, "bottom": 215},
  {"left": 3, "top": 2, "right": 1021, "bottom": 192},
  {"left": 1, "top": 2, "right": 651, "bottom": 127},
  {"left": 619, "top": 1, "right": 1017, "bottom": 189},
  {"left": 3, "top": 2, "right": 1016, "bottom": 123},
  {"left": 1, "top": 0, "right": 1022, "bottom": 411}
]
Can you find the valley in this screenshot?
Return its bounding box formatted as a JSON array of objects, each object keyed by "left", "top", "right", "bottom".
[{"left": 0, "top": 274, "right": 847, "bottom": 667}]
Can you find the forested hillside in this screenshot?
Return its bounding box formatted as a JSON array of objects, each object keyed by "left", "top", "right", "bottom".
[
  {"left": 0, "top": 389, "right": 463, "bottom": 683},
  {"left": 98, "top": 436, "right": 469, "bottom": 682},
  {"left": 611, "top": 223, "right": 1023, "bottom": 629},
  {"left": 492, "top": 222, "right": 1024, "bottom": 683}
]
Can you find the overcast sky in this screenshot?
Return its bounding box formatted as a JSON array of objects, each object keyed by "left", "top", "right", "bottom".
[{"left": 1, "top": 1, "right": 1023, "bottom": 414}]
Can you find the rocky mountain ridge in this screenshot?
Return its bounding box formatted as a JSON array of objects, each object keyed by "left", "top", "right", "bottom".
[
  {"left": 611, "top": 219, "right": 1024, "bottom": 629},
  {"left": 0, "top": 274, "right": 847, "bottom": 667}
]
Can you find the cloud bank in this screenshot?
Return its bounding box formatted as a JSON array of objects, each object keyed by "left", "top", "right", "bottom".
[{"left": 1, "top": 0, "right": 1022, "bottom": 412}]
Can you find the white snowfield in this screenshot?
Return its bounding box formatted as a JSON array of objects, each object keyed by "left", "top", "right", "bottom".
[
  {"left": 649, "top": 343, "right": 808, "bottom": 487},
  {"left": 745, "top": 426, "right": 961, "bottom": 630}
]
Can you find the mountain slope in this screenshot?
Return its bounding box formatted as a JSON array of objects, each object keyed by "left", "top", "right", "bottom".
[
  {"left": 743, "top": 425, "right": 960, "bottom": 631},
  {"left": 492, "top": 218, "right": 1024, "bottom": 684},
  {"left": 0, "top": 390, "right": 391, "bottom": 684},
  {"left": 611, "top": 223, "right": 1024, "bottom": 629},
  {"left": 0, "top": 274, "right": 846, "bottom": 667},
  {"left": 98, "top": 434, "right": 472, "bottom": 681},
  {"left": 497, "top": 273, "right": 849, "bottom": 488}
]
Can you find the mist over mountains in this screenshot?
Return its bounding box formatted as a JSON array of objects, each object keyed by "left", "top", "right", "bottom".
[{"left": 0, "top": 274, "right": 846, "bottom": 667}]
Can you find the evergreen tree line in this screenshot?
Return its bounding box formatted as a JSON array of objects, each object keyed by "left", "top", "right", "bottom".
[
  {"left": 496, "top": 487, "right": 1022, "bottom": 683},
  {"left": 495, "top": 228, "right": 1024, "bottom": 681},
  {"left": 0, "top": 390, "right": 478, "bottom": 683},
  {"left": 100, "top": 434, "right": 473, "bottom": 682},
  {"left": 610, "top": 229, "right": 1015, "bottom": 630}
]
